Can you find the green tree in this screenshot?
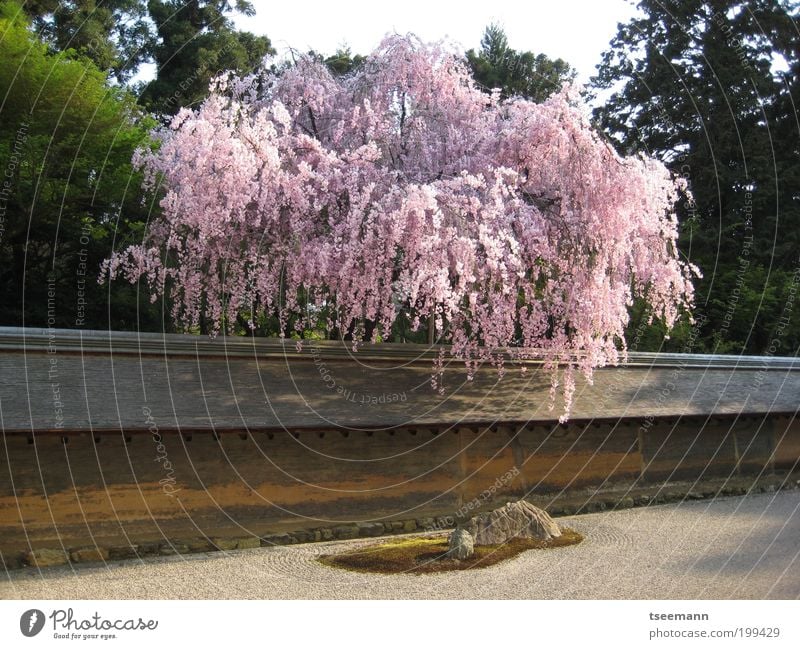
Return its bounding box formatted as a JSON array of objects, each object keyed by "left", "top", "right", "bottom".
[
  {"left": 0, "top": 1, "right": 163, "bottom": 330},
  {"left": 140, "top": 0, "right": 274, "bottom": 116},
  {"left": 466, "top": 24, "right": 576, "bottom": 102},
  {"left": 591, "top": 0, "right": 800, "bottom": 355},
  {"left": 323, "top": 46, "right": 365, "bottom": 76},
  {"left": 19, "top": 0, "right": 155, "bottom": 82}
]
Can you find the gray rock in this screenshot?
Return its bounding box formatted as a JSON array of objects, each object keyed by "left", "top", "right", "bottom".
[
  {"left": 136, "top": 542, "right": 161, "bottom": 556},
  {"left": 401, "top": 519, "right": 417, "bottom": 532},
  {"left": 463, "top": 500, "right": 561, "bottom": 546},
  {"left": 1, "top": 554, "right": 23, "bottom": 570},
  {"left": 332, "top": 525, "right": 359, "bottom": 540},
  {"left": 186, "top": 540, "right": 214, "bottom": 553},
  {"left": 212, "top": 538, "right": 238, "bottom": 551},
  {"left": 447, "top": 528, "right": 475, "bottom": 560},
  {"left": 70, "top": 547, "right": 109, "bottom": 563},
  {"left": 26, "top": 548, "right": 68, "bottom": 567},
  {"left": 357, "top": 522, "right": 384, "bottom": 537},
  {"left": 159, "top": 543, "right": 189, "bottom": 556},
  {"left": 108, "top": 545, "right": 138, "bottom": 560},
  {"left": 293, "top": 530, "right": 311, "bottom": 543},
  {"left": 235, "top": 537, "right": 260, "bottom": 550}
]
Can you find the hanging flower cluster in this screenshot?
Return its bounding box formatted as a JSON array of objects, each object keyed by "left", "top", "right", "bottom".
[{"left": 103, "top": 35, "right": 696, "bottom": 419}]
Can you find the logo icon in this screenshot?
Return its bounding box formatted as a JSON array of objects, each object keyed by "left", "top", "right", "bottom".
[{"left": 20, "top": 609, "right": 45, "bottom": 637}]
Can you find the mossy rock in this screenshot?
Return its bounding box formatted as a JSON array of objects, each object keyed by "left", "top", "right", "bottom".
[{"left": 318, "top": 528, "right": 583, "bottom": 574}]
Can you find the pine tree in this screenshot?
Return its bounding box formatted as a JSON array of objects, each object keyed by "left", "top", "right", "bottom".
[
  {"left": 140, "top": 0, "right": 274, "bottom": 115},
  {"left": 592, "top": 0, "right": 800, "bottom": 354},
  {"left": 466, "top": 24, "right": 575, "bottom": 102}
]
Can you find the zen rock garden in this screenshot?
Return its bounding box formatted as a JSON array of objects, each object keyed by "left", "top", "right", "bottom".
[
  {"left": 320, "top": 500, "right": 582, "bottom": 574},
  {"left": 448, "top": 500, "right": 563, "bottom": 559}
]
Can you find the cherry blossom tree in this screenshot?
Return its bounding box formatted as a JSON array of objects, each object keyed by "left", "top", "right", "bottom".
[{"left": 103, "top": 35, "right": 697, "bottom": 418}]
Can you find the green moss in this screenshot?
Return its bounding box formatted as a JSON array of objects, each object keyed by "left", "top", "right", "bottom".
[{"left": 318, "top": 528, "right": 584, "bottom": 574}]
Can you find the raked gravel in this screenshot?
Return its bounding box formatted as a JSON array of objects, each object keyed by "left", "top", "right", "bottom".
[{"left": 3, "top": 491, "right": 799, "bottom": 599}]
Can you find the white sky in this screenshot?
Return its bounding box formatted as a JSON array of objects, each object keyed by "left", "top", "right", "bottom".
[{"left": 233, "top": 0, "right": 639, "bottom": 84}]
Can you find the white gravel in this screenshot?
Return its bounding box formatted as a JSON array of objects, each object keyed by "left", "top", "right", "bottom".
[{"left": 3, "top": 491, "right": 799, "bottom": 599}]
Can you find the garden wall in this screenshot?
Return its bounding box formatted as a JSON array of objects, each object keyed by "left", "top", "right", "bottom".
[{"left": 0, "top": 327, "right": 798, "bottom": 565}]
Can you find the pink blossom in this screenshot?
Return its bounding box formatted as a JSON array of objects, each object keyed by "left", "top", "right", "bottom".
[{"left": 102, "top": 35, "right": 696, "bottom": 419}]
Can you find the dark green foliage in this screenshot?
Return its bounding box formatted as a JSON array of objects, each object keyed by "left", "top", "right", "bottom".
[
  {"left": 140, "top": 0, "right": 274, "bottom": 116},
  {"left": 466, "top": 24, "right": 576, "bottom": 102},
  {"left": 0, "top": 2, "right": 164, "bottom": 330},
  {"left": 593, "top": 0, "right": 800, "bottom": 355},
  {"left": 323, "top": 47, "right": 366, "bottom": 76},
  {"left": 20, "top": 0, "right": 155, "bottom": 82}
]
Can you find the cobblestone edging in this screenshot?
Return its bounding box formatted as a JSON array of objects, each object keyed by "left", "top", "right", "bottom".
[{"left": 5, "top": 475, "right": 799, "bottom": 571}]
